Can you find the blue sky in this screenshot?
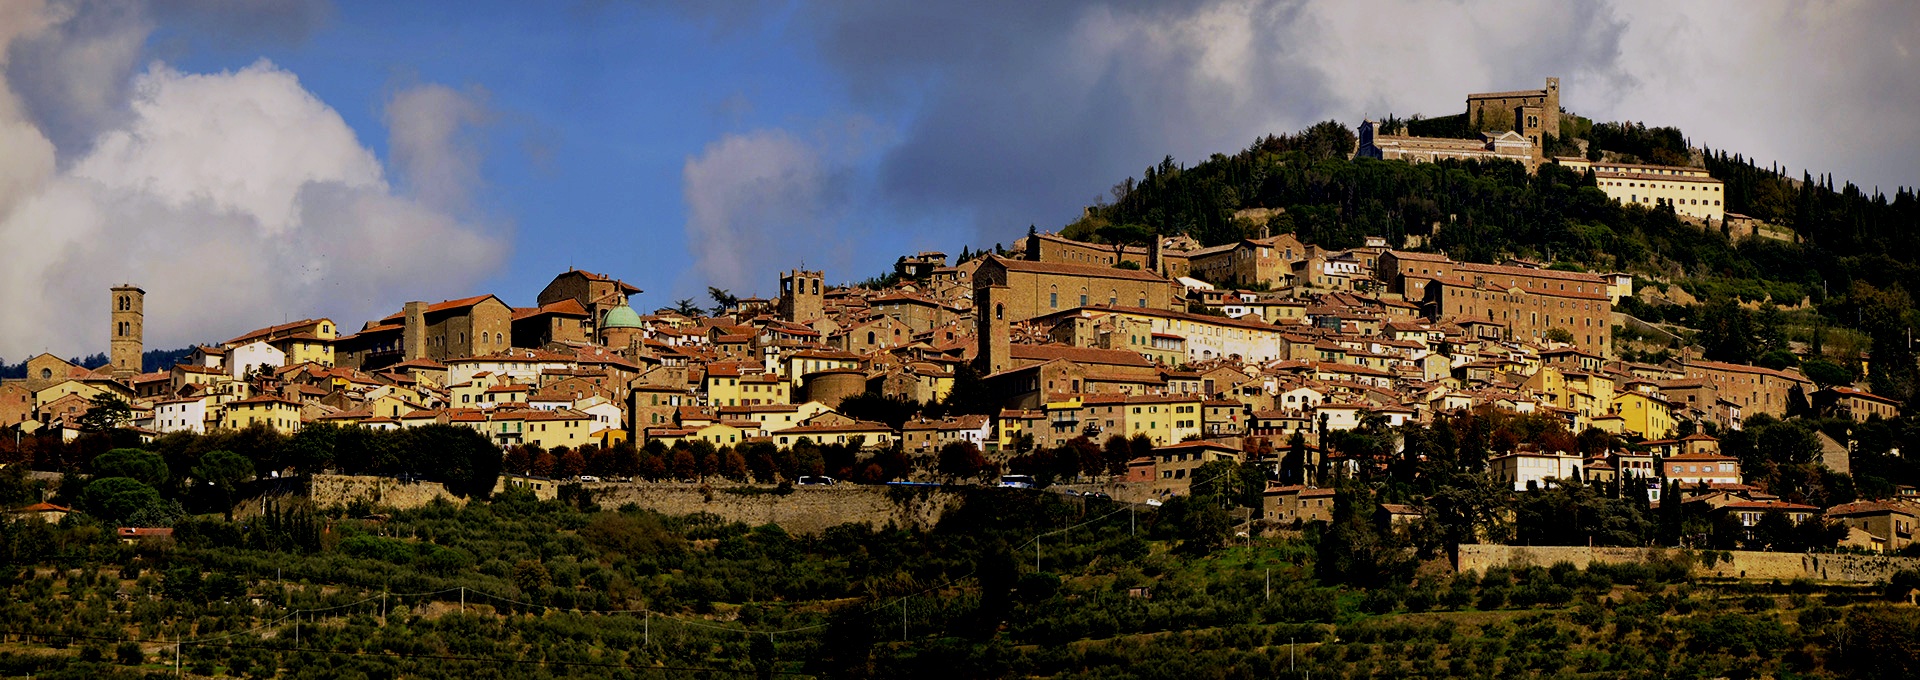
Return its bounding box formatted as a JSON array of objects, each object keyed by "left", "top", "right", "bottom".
[
  {"left": 160, "top": 3, "right": 930, "bottom": 302},
  {"left": 1, "top": 0, "right": 1915, "bottom": 357}
]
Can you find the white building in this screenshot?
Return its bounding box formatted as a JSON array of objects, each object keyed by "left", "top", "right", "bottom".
[
  {"left": 445, "top": 351, "right": 575, "bottom": 386},
  {"left": 1489, "top": 449, "right": 1584, "bottom": 491},
  {"left": 228, "top": 341, "right": 286, "bottom": 380},
  {"left": 1588, "top": 162, "right": 1726, "bottom": 222},
  {"left": 1661, "top": 451, "right": 1742, "bottom": 487},
  {"left": 152, "top": 396, "right": 209, "bottom": 434}
]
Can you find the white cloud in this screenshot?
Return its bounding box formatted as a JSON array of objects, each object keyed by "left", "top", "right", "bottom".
[
  {"left": 384, "top": 83, "right": 491, "bottom": 214},
  {"left": 680, "top": 128, "right": 851, "bottom": 294},
  {"left": 771, "top": 0, "right": 1914, "bottom": 237},
  {"left": 0, "top": 5, "right": 506, "bottom": 360}
]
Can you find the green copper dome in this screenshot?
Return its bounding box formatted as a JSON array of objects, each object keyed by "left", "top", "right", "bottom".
[{"left": 601, "top": 303, "right": 644, "bottom": 329}]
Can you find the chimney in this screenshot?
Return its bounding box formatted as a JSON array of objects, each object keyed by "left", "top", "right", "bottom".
[{"left": 403, "top": 301, "right": 427, "bottom": 360}]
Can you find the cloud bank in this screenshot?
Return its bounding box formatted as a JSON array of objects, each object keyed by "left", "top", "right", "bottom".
[
  {"left": 677, "top": 1, "right": 1918, "bottom": 253},
  {"left": 681, "top": 128, "right": 852, "bottom": 294},
  {"left": 0, "top": 0, "right": 506, "bottom": 360}
]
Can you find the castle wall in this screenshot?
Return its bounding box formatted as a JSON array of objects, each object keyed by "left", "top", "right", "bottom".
[
  {"left": 585, "top": 482, "right": 962, "bottom": 534},
  {"left": 1456, "top": 543, "right": 1920, "bottom": 584},
  {"left": 307, "top": 474, "right": 467, "bottom": 510}
]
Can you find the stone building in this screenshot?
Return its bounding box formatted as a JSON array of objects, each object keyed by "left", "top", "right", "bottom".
[
  {"left": 536, "top": 269, "right": 642, "bottom": 331},
  {"left": 778, "top": 269, "right": 824, "bottom": 323},
  {"left": 1378, "top": 251, "right": 1613, "bottom": 356},
  {"left": 1357, "top": 121, "right": 1536, "bottom": 169},
  {"left": 1184, "top": 234, "right": 1310, "bottom": 288},
  {"left": 1465, "top": 77, "right": 1560, "bottom": 141},
  {"left": 1019, "top": 231, "right": 1197, "bottom": 280},
  {"left": 1811, "top": 386, "right": 1901, "bottom": 423},
  {"left": 1679, "top": 360, "right": 1809, "bottom": 418},
  {"left": 971, "top": 255, "right": 1178, "bottom": 325},
  {"left": 337, "top": 295, "right": 514, "bottom": 371},
  {"left": 511, "top": 299, "right": 593, "bottom": 348},
  {"left": 109, "top": 285, "right": 144, "bottom": 380}
]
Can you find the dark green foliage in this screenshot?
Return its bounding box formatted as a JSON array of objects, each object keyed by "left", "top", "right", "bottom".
[
  {"left": 189, "top": 449, "right": 253, "bottom": 521},
  {"left": 91, "top": 448, "right": 168, "bottom": 488},
  {"left": 76, "top": 393, "right": 133, "bottom": 433},
  {"left": 1802, "top": 358, "right": 1858, "bottom": 387},
  {"left": 78, "top": 477, "right": 161, "bottom": 525},
  {"left": 0, "top": 482, "right": 1892, "bottom": 678}
]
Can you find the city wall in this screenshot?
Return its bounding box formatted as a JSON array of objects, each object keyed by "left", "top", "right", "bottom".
[
  {"left": 306, "top": 474, "right": 466, "bottom": 511},
  {"left": 584, "top": 483, "right": 964, "bottom": 535},
  {"left": 1457, "top": 544, "right": 1920, "bottom": 584}
]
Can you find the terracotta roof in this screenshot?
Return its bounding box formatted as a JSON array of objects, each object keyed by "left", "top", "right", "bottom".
[
  {"left": 226, "top": 318, "right": 331, "bottom": 346},
  {"left": 1007, "top": 344, "right": 1154, "bottom": 368},
  {"left": 985, "top": 255, "right": 1169, "bottom": 282},
  {"left": 512, "top": 299, "right": 590, "bottom": 321},
  {"left": 378, "top": 295, "right": 504, "bottom": 323},
  {"left": 1720, "top": 500, "right": 1819, "bottom": 511},
  {"left": 1824, "top": 386, "right": 1900, "bottom": 405}
]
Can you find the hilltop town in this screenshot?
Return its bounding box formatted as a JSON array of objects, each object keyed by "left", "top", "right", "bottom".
[
  {"left": 4, "top": 73, "right": 1920, "bottom": 679},
  {"left": 2, "top": 78, "right": 1913, "bottom": 558}
]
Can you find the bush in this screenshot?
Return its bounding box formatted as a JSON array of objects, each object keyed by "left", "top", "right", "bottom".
[{"left": 115, "top": 641, "right": 143, "bottom": 665}]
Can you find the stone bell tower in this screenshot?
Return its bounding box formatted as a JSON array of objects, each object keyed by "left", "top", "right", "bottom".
[
  {"left": 110, "top": 285, "right": 145, "bottom": 380},
  {"left": 778, "top": 269, "right": 824, "bottom": 323}
]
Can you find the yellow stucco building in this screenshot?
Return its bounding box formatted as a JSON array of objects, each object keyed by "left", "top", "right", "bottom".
[
  {"left": 218, "top": 395, "right": 304, "bottom": 434},
  {"left": 1611, "top": 391, "right": 1675, "bottom": 439}
]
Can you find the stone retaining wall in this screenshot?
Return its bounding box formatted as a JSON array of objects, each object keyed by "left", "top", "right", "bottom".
[
  {"left": 585, "top": 482, "right": 962, "bottom": 535},
  {"left": 1457, "top": 543, "right": 1920, "bottom": 584},
  {"left": 307, "top": 474, "right": 465, "bottom": 511}
]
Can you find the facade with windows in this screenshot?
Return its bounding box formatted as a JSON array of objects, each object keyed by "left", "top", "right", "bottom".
[{"left": 1590, "top": 162, "right": 1726, "bottom": 222}]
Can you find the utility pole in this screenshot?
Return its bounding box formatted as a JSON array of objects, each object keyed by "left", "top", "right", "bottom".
[
  {"left": 644, "top": 610, "right": 650, "bottom": 647},
  {"left": 1266, "top": 569, "right": 1271, "bottom": 601},
  {"left": 460, "top": 587, "right": 466, "bottom": 613},
  {"left": 902, "top": 599, "right": 908, "bottom": 641}
]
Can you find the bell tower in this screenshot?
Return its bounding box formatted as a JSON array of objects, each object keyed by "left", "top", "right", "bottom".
[
  {"left": 778, "top": 269, "right": 824, "bottom": 323},
  {"left": 110, "top": 285, "right": 144, "bottom": 380},
  {"left": 974, "top": 283, "right": 1011, "bottom": 375}
]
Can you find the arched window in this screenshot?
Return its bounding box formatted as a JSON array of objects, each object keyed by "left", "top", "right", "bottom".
[
  {"left": 994, "top": 303, "right": 1003, "bottom": 321},
  {"left": 867, "top": 331, "right": 876, "bottom": 345}
]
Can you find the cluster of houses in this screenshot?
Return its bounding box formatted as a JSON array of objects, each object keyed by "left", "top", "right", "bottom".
[{"left": 3, "top": 218, "right": 1910, "bottom": 551}]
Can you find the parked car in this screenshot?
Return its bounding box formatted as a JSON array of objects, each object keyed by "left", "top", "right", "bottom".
[
  {"left": 578, "top": 475, "right": 600, "bottom": 482},
  {"left": 997, "top": 475, "right": 1037, "bottom": 489},
  {"left": 797, "top": 476, "right": 838, "bottom": 486}
]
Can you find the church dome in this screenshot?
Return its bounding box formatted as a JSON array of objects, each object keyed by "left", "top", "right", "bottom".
[{"left": 601, "top": 302, "right": 644, "bottom": 329}]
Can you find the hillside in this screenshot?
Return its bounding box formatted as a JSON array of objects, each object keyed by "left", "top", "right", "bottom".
[
  {"left": 2, "top": 470, "right": 1915, "bottom": 678},
  {"left": 1060, "top": 120, "right": 1920, "bottom": 402}
]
